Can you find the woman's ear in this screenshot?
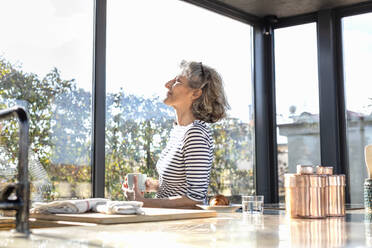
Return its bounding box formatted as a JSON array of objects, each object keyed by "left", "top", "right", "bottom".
[{"left": 192, "top": 89, "right": 202, "bottom": 100}]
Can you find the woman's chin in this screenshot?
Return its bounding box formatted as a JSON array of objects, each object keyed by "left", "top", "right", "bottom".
[{"left": 163, "top": 98, "right": 171, "bottom": 106}]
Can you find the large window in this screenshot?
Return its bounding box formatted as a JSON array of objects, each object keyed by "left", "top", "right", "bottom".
[
  {"left": 105, "top": 0, "right": 254, "bottom": 201},
  {"left": 342, "top": 13, "right": 372, "bottom": 204},
  {"left": 274, "top": 23, "right": 320, "bottom": 202},
  {"left": 0, "top": 0, "right": 93, "bottom": 201}
]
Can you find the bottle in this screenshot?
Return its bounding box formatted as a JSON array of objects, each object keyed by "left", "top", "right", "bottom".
[{"left": 365, "top": 179, "right": 372, "bottom": 213}]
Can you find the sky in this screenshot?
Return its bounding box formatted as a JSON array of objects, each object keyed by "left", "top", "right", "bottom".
[
  {"left": 342, "top": 14, "right": 372, "bottom": 115},
  {"left": 0, "top": 0, "right": 93, "bottom": 93},
  {"left": 0, "top": 0, "right": 253, "bottom": 123},
  {"left": 274, "top": 23, "right": 319, "bottom": 121},
  {"left": 0, "top": 0, "right": 371, "bottom": 124},
  {"left": 105, "top": 0, "right": 253, "bottom": 122}
]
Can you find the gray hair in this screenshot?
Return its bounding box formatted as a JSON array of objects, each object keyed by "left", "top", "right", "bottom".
[{"left": 180, "top": 60, "right": 230, "bottom": 123}]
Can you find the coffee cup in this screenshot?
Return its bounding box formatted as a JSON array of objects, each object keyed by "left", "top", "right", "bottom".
[{"left": 125, "top": 173, "right": 147, "bottom": 192}]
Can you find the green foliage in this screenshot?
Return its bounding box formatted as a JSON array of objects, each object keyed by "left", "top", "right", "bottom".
[
  {"left": 0, "top": 57, "right": 87, "bottom": 200},
  {"left": 104, "top": 91, "right": 174, "bottom": 200},
  {"left": 210, "top": 118, "right": 255, "bottom": 195},
  {"left": 0, "top": 58, "right": 73, "bottom": 164}
]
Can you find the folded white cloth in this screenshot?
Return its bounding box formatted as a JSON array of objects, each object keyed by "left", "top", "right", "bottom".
[
  {"left": 30, "top": 199, "right": 145, "bottom": 215},
  {"left": 31, "top": 198, "right": 109, "bottom": 214},
  {"left": 93, "top": 201, "right": 144, "bottom": 215}
]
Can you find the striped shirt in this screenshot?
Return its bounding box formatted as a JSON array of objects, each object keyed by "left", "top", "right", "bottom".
[{"left": 156, "top": 120, "right": 213, "bottom": 202}]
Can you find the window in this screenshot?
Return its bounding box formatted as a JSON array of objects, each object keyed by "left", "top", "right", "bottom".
[
  {"left": 105, "top": 0, "right": 254, "bottom": 201},
  {"left": 274, "top": 23, "right": 321, "bottom": 202},
  {"left": 342, "top": 13, "right": 372, "bottom": 204},
  {"left": 0, "top": 0, "right": 93, "bottom": 201}
]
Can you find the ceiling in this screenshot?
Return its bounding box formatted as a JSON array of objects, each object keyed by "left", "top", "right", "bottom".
[{"left": 214, "top": 0, "right": 371, "bottom": 18}]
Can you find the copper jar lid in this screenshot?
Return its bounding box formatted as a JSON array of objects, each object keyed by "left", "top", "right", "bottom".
[
  {"left": 296, "top": 165, "right": 314, "bottom": 175},
  {"left": 316, "top": 166, "right": 333, "bottom": 175}
]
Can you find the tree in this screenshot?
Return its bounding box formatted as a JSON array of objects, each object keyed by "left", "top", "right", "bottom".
[
  {"left": 210, "top": 118, "right": 254, "bottom": 195},
  {"left": 0, "top": 57, "right": 90, "bottom": 200},
  {"left": 0, "top": 58, "right": 74, "bottom": 164},
  {"left": 105, "top": 91, "right": 174, "bottom": 200}
]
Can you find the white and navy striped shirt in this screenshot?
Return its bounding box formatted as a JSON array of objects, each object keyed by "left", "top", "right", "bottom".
[{"left": 156, "top": 120, "right": 213, "bottom": 202}]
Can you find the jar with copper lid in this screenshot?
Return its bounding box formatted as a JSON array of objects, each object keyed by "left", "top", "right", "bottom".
[
  {"left": 328, "top": 175, "right": 345, "bottom": 217},
  {"left": 284, "top": 174, "right": 300, "bottom": 218},
  {"left": 316, "top": 166, "right": 333, "bottom": 216},
  {"left": 295, "top": 174, "right": 311, "bottom": 218},
  {"left": 286, "top": 173, "right": 327, "bottom": 218},
  {"left": 307, "top": 174, "right": 327, "bottom": 218}
]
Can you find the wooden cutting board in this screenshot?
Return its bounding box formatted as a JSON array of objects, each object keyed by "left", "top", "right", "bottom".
[
  {"left": 0, "top": 217, "right": 81, "bottom": 230},
  {"left": 30, "top": 208, "right": 217, "bottom": 224}
]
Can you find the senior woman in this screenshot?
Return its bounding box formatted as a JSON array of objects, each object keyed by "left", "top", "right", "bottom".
[{"left": 126, "top": 60, "right": 229, "bottom": 208}]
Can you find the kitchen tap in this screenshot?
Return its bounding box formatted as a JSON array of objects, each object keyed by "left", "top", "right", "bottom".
[{"left": 0, "top": 106, "right": 30, "bottom": 235}]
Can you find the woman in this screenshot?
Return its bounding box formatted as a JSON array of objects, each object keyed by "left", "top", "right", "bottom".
[{"left": 126, "top": 60, "right": 229, "bottom": 208}]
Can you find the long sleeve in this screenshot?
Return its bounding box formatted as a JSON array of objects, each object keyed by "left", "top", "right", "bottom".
[
  {"left": 183, "top": 126, "right": 213, "bottom": 202},
  {"left": 156, "top": 120, "right": 213, "bottom": 202}
]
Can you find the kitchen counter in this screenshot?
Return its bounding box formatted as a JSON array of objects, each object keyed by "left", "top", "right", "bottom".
[{"left": 0, "top": 209, "right": 371, "bottom": 247}]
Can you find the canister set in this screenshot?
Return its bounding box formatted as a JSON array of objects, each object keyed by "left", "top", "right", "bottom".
[{"left": 285, "top": 165, "right": 345, "bottom": 218}]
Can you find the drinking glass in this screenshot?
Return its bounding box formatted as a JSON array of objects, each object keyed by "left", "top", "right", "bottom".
[{"left": 242, "top": 195, "right": 264, "bottom": 214}]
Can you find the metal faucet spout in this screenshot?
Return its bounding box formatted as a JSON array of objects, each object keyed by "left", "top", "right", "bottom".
[{"left": 0, "top": 106, "right": 30, "bottom": 235}]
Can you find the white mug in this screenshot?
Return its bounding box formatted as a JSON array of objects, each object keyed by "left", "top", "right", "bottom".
[{"left": 126, "top": 173, "right": 147, "bottom": 192}]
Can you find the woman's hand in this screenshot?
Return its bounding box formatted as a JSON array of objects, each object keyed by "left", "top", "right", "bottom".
[
  {"left": 145, "top": 178, "right": 159, "bottom": 192},
  {"left": 132, "top": 175, "right": 145, "bottom": 201},
  {"left": 126, "top": 176, "right": 199, "bottom": 208},
  {"left": 122, "top": 175, "right": 144, "bottom": 201}
]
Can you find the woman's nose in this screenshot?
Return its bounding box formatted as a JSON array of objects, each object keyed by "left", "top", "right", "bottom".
[{"left": 165, "top": 79, "right": 175, "bottom": 89}]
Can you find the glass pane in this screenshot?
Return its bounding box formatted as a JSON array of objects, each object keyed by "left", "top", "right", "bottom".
[
  {"left": 274, "top": 23, "right": 321, "bottom": 202},
  {"left": 0, "top": 0, "right": 93, "bottom": 201},
  {"left": 342, "top": 13, "right": 372, "bottom": 204},
  {"left": 105, "top": 0, "right": 254, "bottom": 202}
]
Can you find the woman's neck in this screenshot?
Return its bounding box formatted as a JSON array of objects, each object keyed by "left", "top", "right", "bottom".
[{"left": 175, "top": 108, "right": 195, "bottom": 126}]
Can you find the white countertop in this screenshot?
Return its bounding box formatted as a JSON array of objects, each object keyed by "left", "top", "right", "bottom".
[{"left": 0, "top": 209, "right": 371, "bottom": 247}]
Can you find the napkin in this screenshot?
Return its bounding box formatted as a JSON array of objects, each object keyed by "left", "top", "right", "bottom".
[
  {"left": 31, "top": 198, "right": 109, "bottom": 214},
  {"left": 93, "top": 201, "right": 144, "bottom": 215}
]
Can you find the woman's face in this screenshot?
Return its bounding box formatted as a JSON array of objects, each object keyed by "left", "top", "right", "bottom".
[{"left": 163, "top": 75, "right": 196, "bottom": 109}]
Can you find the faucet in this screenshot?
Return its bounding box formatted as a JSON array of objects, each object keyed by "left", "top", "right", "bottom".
[{"left": 0, "top": 106, "right": 30, "bottom": 235}]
